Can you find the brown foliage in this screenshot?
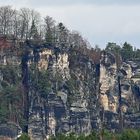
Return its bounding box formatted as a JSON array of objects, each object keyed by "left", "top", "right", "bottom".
[
  {"left": 0, "top": 36, "right": 11, "bottom": 52},
  {"left": 0, "top": 136, "right": 11, "bottom": 140},
  {"left": 89, "top": 48, "right": 101, "bottom": 64}
]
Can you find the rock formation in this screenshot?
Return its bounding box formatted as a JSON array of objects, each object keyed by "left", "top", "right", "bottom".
[{"left": 0, "top": 41, "right": 140, "bottom": 139}]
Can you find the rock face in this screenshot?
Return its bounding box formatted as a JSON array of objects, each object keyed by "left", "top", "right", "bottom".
[
  {"left": 0, "top": 43, "right": 140, "bottom": 139},
  {"left": 0, "top": 123, "right": 22, "bottom": 140},
  {"left": 99, "top": 51, "right": 140, "bottom": 131},
  {"left": 28, "top": 47, "right": 97, "bottom": 140},
  {"left": 100, "top": 52, "right": 117, "bottom": 112}
]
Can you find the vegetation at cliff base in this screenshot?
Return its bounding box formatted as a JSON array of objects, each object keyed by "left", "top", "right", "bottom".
[
  {"left": 48, "top": 129, "right": 140, "bottom": 140},
  {"left": 17, "top": 133, "right": 30, "bottom": 140}
]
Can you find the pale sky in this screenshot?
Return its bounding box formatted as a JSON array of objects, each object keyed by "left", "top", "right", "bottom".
[{"left": 0, "top": 0, "right": 140, "bottom": 48}]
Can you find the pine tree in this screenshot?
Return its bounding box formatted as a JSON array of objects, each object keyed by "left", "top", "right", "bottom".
[{"left": 29, "top": 20, "right": 39, "bottom": 40}]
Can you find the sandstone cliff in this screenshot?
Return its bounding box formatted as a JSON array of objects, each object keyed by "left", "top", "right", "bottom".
[{"left": 0, "top": 41, "right": 140, "bottom": 140}]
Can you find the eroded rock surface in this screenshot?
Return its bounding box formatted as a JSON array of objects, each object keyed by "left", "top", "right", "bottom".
[{"left": 0, "top": 44, "right": 140, "bottom": 139}]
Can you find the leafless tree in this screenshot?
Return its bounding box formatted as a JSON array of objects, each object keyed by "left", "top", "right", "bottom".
[
  {"left": 0, "top": 6, "right": 15, "bottom": 35},
  {"left": 19, "top": 8, "right": 32, "bottom": 39}
]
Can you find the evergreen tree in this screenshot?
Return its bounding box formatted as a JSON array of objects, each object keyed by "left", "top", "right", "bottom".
[
  {"left": 29, "top": 20, "right": 39, "bottom": 40},
  {"left": 121, "top": 42, "right": 133, "bottom": 60}
]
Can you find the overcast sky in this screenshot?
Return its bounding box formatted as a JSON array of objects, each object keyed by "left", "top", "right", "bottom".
[{"left": 0, "top": 0, "right": 140, "bottom": 48}]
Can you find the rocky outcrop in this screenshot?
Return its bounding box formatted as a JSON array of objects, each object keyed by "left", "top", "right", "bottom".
[
  {"left": 0, "top": 43, "right": 140, "bottom": 139},
  {"left": 100, "top": 52, "right": 117, "bottom": 112},
  {"left": 27, "top": 47, "right": 97, "bottom": 139},
  {"left": 99, "top": 51, "right": 140, "bottom": 131},
  {"left": 0, "top": 123, "right": 22, "bottom": 140}
]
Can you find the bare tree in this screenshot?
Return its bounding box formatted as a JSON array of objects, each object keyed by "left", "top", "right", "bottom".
[
  {"left": 12, "top": 9, "right": 21, "bottom": 38},
  {"left": 19, "top": 8, "right": 32, "bottom": 39},
  {"left": 69, "top": 31, "right": 86, "bottom": 48},
  {"left": 30, "top": 9, "right": 41, "bottom": 25},
  {"left": 0, "top": 6, "right": 15, "bottom": 35}
]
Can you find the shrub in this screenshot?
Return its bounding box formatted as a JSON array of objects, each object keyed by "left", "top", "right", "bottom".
[
  {"left": 17, "top": 133, "right": 30, "bottom": 140},
  {"left": 121, "top": 129, "right": 139, "bottom": 140}
]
